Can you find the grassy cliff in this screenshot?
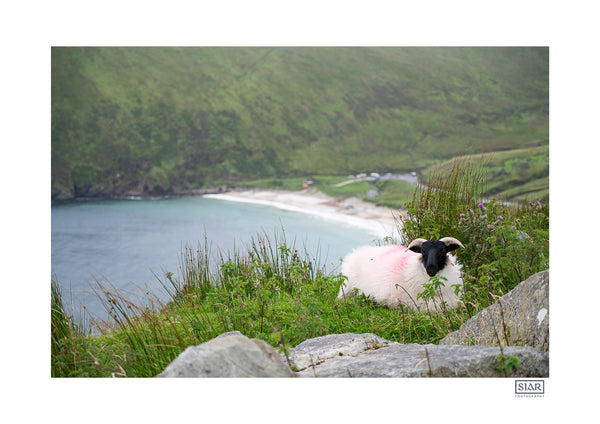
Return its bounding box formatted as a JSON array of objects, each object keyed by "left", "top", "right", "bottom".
[{"left": 51, "top": 47, "right": 549, "bottom": 201}]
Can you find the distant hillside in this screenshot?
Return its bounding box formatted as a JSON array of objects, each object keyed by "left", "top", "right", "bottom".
[
  {"left": 420, "top": 146, "right": 549, "bottom": 202},
  {"left": 51, "top": 47, "right": 549, "bottom": 200}
]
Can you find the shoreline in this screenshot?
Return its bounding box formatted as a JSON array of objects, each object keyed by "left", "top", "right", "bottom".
[
  {"left": 52, "top": 186, "right": 406, "bottom": 239},
  {"left": 204, "top": 188, "right": 405, "bottom": 239},
  {"left": 50, "top": 187, "right": 232, "bottom": 204}
]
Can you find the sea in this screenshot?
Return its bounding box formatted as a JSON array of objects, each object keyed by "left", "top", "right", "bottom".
[{"left": 51, "top": 195, "right": 388, "bottom": 326}]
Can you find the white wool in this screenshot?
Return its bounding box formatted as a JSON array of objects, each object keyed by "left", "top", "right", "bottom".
[{"left": 338, "top": 245, "right": 463, "bottom": 310}]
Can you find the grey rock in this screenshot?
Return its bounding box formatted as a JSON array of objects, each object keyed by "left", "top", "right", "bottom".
[
  {"left": 291, "top": 341, "right": 548, "bottom": 378},
  {"left": 157, "top": 330, "right": 548, "bottom": 378},
  {"left": 284, "top": 333, "right": 390, "bottom": 372},
  {"left": 157, "top": 331, "right": 293, "bottom": 377},
  {"left": 440, "top": 270, "right": 549, "bottom": 351}
]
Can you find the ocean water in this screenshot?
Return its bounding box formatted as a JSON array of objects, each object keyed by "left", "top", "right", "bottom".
[{"left": 51, "top": 196, "right": 384, "bottom": 324}]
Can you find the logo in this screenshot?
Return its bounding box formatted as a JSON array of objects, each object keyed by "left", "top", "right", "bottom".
[{"left": 515, "top": 380, "right": 545, "bottom": 397}]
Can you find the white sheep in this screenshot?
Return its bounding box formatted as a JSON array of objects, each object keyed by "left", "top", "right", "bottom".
[{"left": 338, "top": 237, "right": 464, "bottom": 310}]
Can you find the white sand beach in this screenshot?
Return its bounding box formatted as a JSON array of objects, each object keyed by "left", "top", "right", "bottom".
[{"left": 204, "top": 188, "right": 406, "bottom": 239}]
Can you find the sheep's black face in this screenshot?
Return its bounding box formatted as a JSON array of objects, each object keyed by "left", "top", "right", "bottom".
[
  {"left": 409, "top": 240, "right": 461, "bottom": 277},
  {"left": 420, "top": 241, "right": 449, "bottom": 276}
]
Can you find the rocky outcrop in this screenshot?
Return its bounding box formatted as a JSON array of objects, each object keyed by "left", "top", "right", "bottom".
[
  {"left": 157, "top": 331, "right": 293, "bottom": 377},
  {"left": 283, "top": 333, "right": 391, "bottom": 372},
  {"left": 284, "top": 333, "right": 548, "bottom": 377},
  {"left": 157, "top": 331, "right": 548, "bottom": 378},
  {"left": 440, "top": 270, "right": 549, "bottom": 351}
]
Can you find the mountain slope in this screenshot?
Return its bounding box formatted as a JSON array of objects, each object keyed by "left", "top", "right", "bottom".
[{"left": 51, "top": 47, "right": 549, "bottom": 200}]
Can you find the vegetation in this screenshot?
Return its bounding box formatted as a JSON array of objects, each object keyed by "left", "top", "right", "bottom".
[
  {"left": 402, "top": 157, "right": 549, "bottom": 313},
  {"left": 51, "top": 159, "right": 549, "bottom": 377},
  {"left": 52, "top": 47, "right": 548, "bottom": 201},
  {"left": 419, "top": 145, "right": 549, "bottom": 201},
  {"left": 234, "top": 174, "right": 417, "bottom": 209},
  {"left": 51, "top": 278, "right": 127, "bottom": 377}
]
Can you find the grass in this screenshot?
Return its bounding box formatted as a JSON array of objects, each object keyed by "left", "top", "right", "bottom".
[
  {"left": 51, "top": 278, "right": 128, "bottom": 377},
  {"left": 366, "top": 179, "right": 418, "bottom": 209},
  {"left": 51, "top": 159, "right": 549, "bottom": 377},
  {"left": 52, "top": 47, "right": 548, "bottom": 199},
  {"left": 51, "top": 232, "right": 472, "bottom": 377},
  {"left": 419, "top": 145, "right": 549, "bottom": 202},
  {"left": 235, "top": 174, "right": 416, "bottom": 209},
  {"left": 403, "top": 156, "right": 549, "bottom": 310}
]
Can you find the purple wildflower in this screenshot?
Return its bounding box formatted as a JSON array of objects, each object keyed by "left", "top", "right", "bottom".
[
  {"left": 497, "top": 215, "right": 503, "bottom": 220},
  {"left": 478, "top": 203, "right": 484, "bottom": 208},
  {"left": 460, "top": 213, "right": 465, "bottom": 218}
]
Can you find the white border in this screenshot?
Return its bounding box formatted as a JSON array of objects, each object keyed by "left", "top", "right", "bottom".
[{"left": 3, "top": 0, "right": 597, "bottom": 421}]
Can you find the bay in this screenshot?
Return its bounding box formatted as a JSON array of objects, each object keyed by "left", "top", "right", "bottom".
[{"left": 51, "top": 196, "right": 382, "bottom": 325}]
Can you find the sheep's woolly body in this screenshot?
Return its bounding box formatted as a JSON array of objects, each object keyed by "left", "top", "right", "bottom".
[{"left": 338, "top": 245, "right": 463, "bottom": 310}]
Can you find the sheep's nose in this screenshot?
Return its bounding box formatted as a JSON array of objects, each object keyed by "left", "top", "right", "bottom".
[{"left": 426, "top": 265, "right": 438, "bottom": 276}]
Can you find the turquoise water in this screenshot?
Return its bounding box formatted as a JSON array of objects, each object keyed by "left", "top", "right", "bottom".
[{"left": 51, "top": 196, "right": 380, "bottom": 324}]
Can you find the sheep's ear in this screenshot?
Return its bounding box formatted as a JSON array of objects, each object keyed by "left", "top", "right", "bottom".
[
  {"left": 440, "top": 237, "right": 464, "bottom": 252},
  {"left": 407, "top": 238, "right": 427, "bottom": 253}
]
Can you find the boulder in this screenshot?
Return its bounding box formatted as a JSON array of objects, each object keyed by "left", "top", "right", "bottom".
[
  {"left": 284, "top": 333, "right": 390, "bottom": 372},
  {"left": 285, "top": 333, "right": 548, "bottom": 377},
  {"left": 157, "top": 331, "right": 293, "bottom": 377},
  {"left": 440, "top": 270, "right": 549, "bottom": 351}
]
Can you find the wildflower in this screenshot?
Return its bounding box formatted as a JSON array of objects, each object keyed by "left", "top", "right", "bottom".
[
  {"left": 478, "top": 203, "right": 484, "bottom": 208},
  {"left": 497, "top": 215, "right": 503, "bottom": 220},
  {"left": 460, "top": 213, "right": 465, "bottom": 218}
]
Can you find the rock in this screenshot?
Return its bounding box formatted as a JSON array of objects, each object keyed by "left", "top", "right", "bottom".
[
  {"left": 74, "top": 182, "right": 110, "bottom": 198},
  {"left": 299, "top": 343, "right": 546, "bottom": 378},
  {"left": 157, "top": 331, "right": 549, "bottom": 378},
  {"left": 440, "top": 270, "right": 549, "bottom": 351},
  {"left": 284, "top": 333, "right": 391, "bottom": 372},
  {"left": 286, "top": 333, "right": 548, "bottom": 377},
  {"left": 157, "top": 331, "right": 293, "bottom": 377}
]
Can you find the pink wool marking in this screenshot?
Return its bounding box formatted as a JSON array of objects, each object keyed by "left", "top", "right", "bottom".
[
  {"left": 375, "top": 245, "right": 403, "bottom": 260},
  {"left": 393, "top": 250, "right": 413, "bottom": 273},
  {"left": 377, "top": 245, "right": 416, "bottom": 273}
]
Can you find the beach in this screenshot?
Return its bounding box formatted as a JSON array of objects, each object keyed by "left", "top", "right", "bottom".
[{"left": 204, "top": 188, "right": 406, "bottom": 239}]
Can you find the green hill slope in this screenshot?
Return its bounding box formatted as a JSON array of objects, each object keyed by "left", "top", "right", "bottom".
[
  {"left": 421, "top": 145, "right": 549, "bottom": 202},
  {"left": 51, "top": 47, "right": 548, "bottom": 200}
]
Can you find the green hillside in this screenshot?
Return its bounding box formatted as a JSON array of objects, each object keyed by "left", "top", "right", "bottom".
[
  {"left": 420, "top": 145, "right": 549, "bottom": 202},
  {"left": 51, "top": 47, "right": 549, "bottom": 201}
]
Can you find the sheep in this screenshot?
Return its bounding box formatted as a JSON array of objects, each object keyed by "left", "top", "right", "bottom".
[{"left": 338, "top": 237, "right": 465, "bottom": 310}]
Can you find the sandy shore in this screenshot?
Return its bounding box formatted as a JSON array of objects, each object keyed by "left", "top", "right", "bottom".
[{"left": 204, "top": 188, "right": 406, "bottom": 239}]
